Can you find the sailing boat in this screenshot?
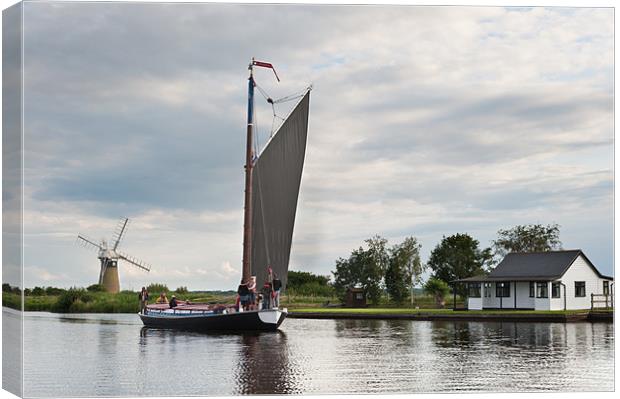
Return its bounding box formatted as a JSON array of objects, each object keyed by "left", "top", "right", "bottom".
[{"left": 139, "top": 59, "right": 311, "bottom": 331}]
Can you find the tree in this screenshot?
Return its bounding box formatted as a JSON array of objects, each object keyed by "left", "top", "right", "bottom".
[
  {"left": 493, "top": 223, "right": 562, "bottom": 261},
  {"left": 287, "top": 271, "right": 330, "bottom": 289},
  {"left": 365, "top": 235, "right": 389, "bottom": 275},
  {"left": 427, "top": 233, "right": 492, "bottom": 295},
  {"left": 287, "top": 271, "right": 334, "bottom": 296},
  {"left": 175, "top": 286, "right": 188, "bottom": 294},
  {"left": 385, "top": 237, "right": 423, "bottom": 305},
  {"left": 147, "top": 283, "right": 169, "bottom": 294},
  {"left": 424, "top": 278, "right": 450, "bottom": 308},
  {"left": 333, "top": 245, "right": 383, "bottom": 305}
]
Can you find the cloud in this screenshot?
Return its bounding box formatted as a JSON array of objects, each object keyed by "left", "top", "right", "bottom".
[{"left": 18, "top": 4, "right": 614, "bottom": 289}]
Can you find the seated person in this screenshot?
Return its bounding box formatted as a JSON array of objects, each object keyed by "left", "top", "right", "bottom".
[
  {"left": 169, "top": 295, "right": 178, "bottom": 308},
  {"left": 156, "top": 292, "right": 169, "bottom": 304}
]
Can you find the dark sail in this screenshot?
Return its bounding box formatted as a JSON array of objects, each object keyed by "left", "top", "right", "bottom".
[{"left": 250, "top": 92, "right": 310, "bottom": 291}]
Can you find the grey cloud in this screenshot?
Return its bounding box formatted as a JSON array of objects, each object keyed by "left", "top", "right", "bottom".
[{"left": 16, "top": 3, "right": 614, "bottom": 287}]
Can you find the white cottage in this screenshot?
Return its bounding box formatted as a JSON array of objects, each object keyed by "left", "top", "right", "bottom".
[{"left": 455, "top": 250, "right": 613, "bottom": 311}]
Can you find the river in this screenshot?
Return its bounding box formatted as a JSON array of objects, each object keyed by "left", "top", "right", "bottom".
[{"left": 6, "top": 310, "right": 615, "bottom": 396}]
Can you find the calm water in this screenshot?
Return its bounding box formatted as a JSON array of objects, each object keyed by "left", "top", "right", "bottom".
[{"left": 9, "top": 310, "right": 615, "bottom": 397}]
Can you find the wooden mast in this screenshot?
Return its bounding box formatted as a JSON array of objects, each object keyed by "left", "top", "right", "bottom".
[{"left": 242, "top": 59, "right": 255, "bottom": 284}]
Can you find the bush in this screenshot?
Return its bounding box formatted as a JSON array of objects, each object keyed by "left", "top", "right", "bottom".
[
  {"left": 87, "top": 284, "right": 106, "bottom": 292},
  {"left": 52, "top": 288, "right": 93, "bottom": 312},
  {"left": 45, "top": 286, "right": 65, "bottom": 296},
  {"left": 424, "top": 278, "right": 450, "bottom": 308},
  {"left": 32, "top": 286, "right": 45, "bottom": 296}
]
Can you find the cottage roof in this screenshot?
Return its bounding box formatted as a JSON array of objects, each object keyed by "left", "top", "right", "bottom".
[{"left": 454, "top": 250, "right": 613, "bottom": 282}]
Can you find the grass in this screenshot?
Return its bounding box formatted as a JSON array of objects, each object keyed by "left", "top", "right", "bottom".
[
  {"left": 2, "top": 290, "right": 238, "bottom": 313},
  {"left": 5, "top": 290, "right": 605, "bottom": 317}
]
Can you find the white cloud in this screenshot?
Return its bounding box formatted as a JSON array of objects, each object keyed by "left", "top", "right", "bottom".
[{"left": 18, "top": 4, "right": 614, "bottom": 289}]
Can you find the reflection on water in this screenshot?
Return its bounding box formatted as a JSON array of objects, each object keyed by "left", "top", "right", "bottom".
[{"left": 16, "top": 310, "right": 613, "bottom": 397}]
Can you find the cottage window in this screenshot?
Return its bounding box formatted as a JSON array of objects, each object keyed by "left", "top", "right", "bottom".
[
  {"left": 536, "top": 282, "right": 548, "bottom": 298},
  {"left": 496, "top": 282, "right": 510, "bottom": 297},
  {"left": 552, "top": 282, "right": 561, "bottom": 298},
  {"left": 355, "top": 293, "right": 364, "bottom": 300},
  {"left": 468, "top": 283, "right": 481, "bottom": 298},
  {"left": 529, "top": 282, "right": 535, "bottom": 298},
  {"left": 603, "top": 281, "right": 609, "bottom": 296},
  {"left": 483, "top": 283, "right": 492, "bottom": 298},
  {"left": 575, "top": 281, "right": 586, "bottom": 297}
]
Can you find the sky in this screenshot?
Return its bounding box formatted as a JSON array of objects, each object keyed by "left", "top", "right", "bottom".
[{"left": 9, "top": 2, "right": 614, "bottom": 290}]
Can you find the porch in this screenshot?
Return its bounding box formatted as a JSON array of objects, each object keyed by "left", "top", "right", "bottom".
[{"left": 452, "top": 277, "right": 566, "bottom": 311}]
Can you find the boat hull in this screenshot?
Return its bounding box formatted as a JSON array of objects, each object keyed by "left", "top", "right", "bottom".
[{"left": 139, "top": 308, "right": 287, "bottom": 332}]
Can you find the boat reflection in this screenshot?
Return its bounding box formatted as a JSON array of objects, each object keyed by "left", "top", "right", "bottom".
[
  {"left": 137, "top": 327, "right": 298, "bottom": 394},
  {"left": 234, "top": 330, "right": 300, "bottom": 395}
]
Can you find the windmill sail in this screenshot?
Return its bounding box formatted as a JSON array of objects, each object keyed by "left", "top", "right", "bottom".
[{"left": 250, "top": 91, "right": 310, "bottom": 291}]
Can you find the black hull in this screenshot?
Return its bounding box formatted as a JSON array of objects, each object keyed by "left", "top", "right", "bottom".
[{"left": 139, "top": 309, "right": 287, "bottom": 332}]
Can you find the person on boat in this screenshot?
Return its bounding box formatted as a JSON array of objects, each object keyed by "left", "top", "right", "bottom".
[
  {"left": 272, "top": 274, "right": 282, "bottom": 308},
  {"left": 261, "top": 281, "right": 273, "bottom": 310},
  {"left": 156, "top": 292, "right": 169, "bottom": 304},
  {"left": 138, "top": 287, "right": 149, "bottom": 314},
  {"left": 237, "top": 281, "right": 250, "bottom": 311},
  {"left": 248, "top": 276, "right": 257, "bottom": 311},
  {"left": 267, "top": 266, "right": 282, "bottom": 308},
  {"left": 169, "top": 295, "right": 178, "bottom": 308}
]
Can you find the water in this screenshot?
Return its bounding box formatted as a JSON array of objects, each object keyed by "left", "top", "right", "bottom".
[{"left": 10, "top": 310, "right": 614, "bottom": 397}]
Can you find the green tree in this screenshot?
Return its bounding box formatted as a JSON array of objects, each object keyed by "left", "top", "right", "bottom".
[
  {"left": 175, "top": 286, "right": 188, "bottom": 294},
  {"left": 493, "top": 223, "right": 562, "bottom": 261},
  {"left": 286, "top": 271, "right": 334, "bottom": 296},
  {"left": 332, "top": 245, "right": 383, "bottom": 305},
  {"left": 287, "top": 271, "right": 330, "bottom": 289},
  {"left": 365, "top": 235, "right": 389, "bottom": 275},
  {"left": 423, "top": 278, "right": 450, "bottom": 308},
  {"left": 32, "top": 286, "right": 45, "bottom": 296},
  {"left": 385, "top": 237, "right": 423, "bottom": 304},
  {"left": 147, "top": 283, "right": 169, "bottom": 294},
  {"left": 427, "top": 233, "right": 492, "bottom": 295}
]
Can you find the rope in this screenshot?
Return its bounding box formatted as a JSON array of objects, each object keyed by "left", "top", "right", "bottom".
[{"left": 254, "top": 83, "right": 310, "bottom": 145}]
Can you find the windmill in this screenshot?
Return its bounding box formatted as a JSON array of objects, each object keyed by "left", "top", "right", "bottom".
[{"left": 77, "top": 218, "right": 151, "bottom": 293}]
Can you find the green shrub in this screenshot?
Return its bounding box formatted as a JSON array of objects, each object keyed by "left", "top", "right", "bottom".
[
  {"left": 2, "top": 292, "right": 21, "bottom": 310},
  {"left": 52, "top": 288, "right": 93, "bottom": 312},
  {"left": 45, "top": 286, "right": 65, "bottom": 296},
  {"left": 87, "top": 284, "right": 106, "bottom": 292},
  {"left": 424, "top": 278, "right": 450, "bottom": 308}
]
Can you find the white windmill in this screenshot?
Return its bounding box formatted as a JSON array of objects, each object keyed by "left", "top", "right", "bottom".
[{"left": 77, "top": 218, "right": 151, "bottom": 293}]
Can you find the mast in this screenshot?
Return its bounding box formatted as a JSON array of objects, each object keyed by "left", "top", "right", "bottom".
[
  {"left": 242, "top": 58, "right": 280, "bottom": 285},
  {"left": 242, "top": 60, "right": 255, "bottom": 284}
]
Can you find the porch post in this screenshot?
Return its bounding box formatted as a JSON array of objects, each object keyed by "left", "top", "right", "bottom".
[
  {"left": 514, "top": 281, "right": 517, "bottom": 309},
  {"left": 499, "top": 283, "right": 503, "bottom": 309}
]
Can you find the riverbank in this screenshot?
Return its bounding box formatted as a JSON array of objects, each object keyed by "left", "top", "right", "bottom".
[
  {"left": 288, "top": 308, "right": 614, "bottom": 322},
  {"left": 2, "top": 290, "right": 338, "bottom": 313}
]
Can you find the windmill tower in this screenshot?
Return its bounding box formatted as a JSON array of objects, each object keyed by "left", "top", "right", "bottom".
[{"left": 77, "top": 218, "right": 152, "bottom": 293}]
